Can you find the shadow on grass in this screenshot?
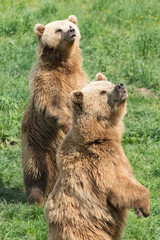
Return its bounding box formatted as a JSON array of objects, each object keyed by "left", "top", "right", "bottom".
[{"left": 0, "top": 178, "right": 26, "bottom": 204}]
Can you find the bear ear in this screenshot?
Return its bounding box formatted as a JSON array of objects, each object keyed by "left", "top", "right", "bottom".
[
  {"left": 68, "top": 15, "right": 78, "bottom": 25},
  {"left": 95, "top": 73, "right": 108, "bottom": 81},
  {"left": 34, "top": 24, "right": 45, "bottom": 37},
  {"left": 71, "top": 90, "right": 83, "bottom": 106}
]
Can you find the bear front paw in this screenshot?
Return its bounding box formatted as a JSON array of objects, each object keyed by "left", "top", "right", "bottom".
[
  {"left": 135, "top": 208, "right": 143, "bottom": 219},
  {"left": 135, "top": 189, "right": 150, "bottom": 218}
]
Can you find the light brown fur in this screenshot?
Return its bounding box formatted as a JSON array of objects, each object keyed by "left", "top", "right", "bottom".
[
  {"left": 45, "top": 73, "right": 150, "bottom": 239},
  {"left": 21, "top": 15, "right": 87, "bottom": 205}
]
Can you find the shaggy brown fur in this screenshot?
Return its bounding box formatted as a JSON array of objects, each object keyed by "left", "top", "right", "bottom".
[
  {"left": 45, "top": 73, "right": 150, "bottom": 240},
  {"left": 21, "top": 15, "right": 87, "bottom": 206}
]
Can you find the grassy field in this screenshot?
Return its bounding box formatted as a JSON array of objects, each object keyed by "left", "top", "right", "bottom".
[{"left": 0, "top": 0, "right": 160, "bottom": 239}]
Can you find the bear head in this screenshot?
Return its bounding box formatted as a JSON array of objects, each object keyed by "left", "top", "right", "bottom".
[
  {"left": 70, "top": 73, "right": 128, "bottom": 141},
  {"left": 34, "top": 15, "right": 80, "bottom": 60}
]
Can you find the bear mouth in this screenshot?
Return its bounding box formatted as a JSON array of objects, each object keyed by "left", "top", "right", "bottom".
[
  {"left": 122, "top": 90, "right": 127, "bottom": 96},
  {"left": 64, "top": 34, "right": 76, "bottom": 42},
  {"left": 120, "top": 91, "right": 128, "bottom": 101},
  {"left": 122, "top": 91, "right": 127, "bottom": 96},
  {"left": 113, "top": 91, "right": 128, "bottom": 103},
  {"left": 70, "top": 34, "right": 76, "bottom": 40}
]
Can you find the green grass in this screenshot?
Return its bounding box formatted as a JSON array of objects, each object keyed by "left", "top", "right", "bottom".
[{"left": 0, "top": 0, "right": 160, "bottom": 239}]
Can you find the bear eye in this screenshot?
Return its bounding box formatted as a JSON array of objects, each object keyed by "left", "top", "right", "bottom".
[
  {"left": 100, "top": 90, "right": 107, "bottom": 95},
  {"left": 55, "top": 29, "right": 62, "bottom": 33}
]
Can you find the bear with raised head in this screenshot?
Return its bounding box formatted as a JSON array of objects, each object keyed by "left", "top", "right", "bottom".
[
  {"left": 45, "top": 73, "right": 150, "bottom": 240},
  {"left": 21, "top": 15, "right": 87, "bottom": 206}
]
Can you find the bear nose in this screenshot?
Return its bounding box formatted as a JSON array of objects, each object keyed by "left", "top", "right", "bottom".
[
  {"left": 116, "top": 83, "right": 125, "bottom": 91},
  {"left": 69, "top": 28, "right": 75, "bottom": 33}
]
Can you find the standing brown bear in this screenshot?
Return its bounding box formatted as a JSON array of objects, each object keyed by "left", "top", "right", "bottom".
[
  {"left": 45, "top": 73, "right": 150, "bottom": 240},
  {"left": 21, "top": 15, "right": 87, "bottom": 206}
]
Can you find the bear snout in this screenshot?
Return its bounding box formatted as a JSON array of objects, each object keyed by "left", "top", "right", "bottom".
[
  {"left": 63, "top": 28, "right": 76, "bottom": 41},
  {"left": 68, "top": 28, "right": 76, "bottom": 40},
  {"left": 69, "top": 28, "right": 75, "bottom": 33},
  {"left": 115, "top": 83, "right": 128, "bottom": 102},
  {"left": 116, "top": 83, "right": 125, "bottom": 92},
  {"left": 116, "top": 83, "right": 127, "bottom": 94}
]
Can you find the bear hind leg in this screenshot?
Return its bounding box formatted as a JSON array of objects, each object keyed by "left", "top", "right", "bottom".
[{"left": 22, "top": 150, "right": 49, "bottom": 206}]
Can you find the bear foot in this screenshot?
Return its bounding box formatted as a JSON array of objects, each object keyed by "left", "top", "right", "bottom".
[{"left": 27, "top": 187, "right": 44, "bottom": 206}]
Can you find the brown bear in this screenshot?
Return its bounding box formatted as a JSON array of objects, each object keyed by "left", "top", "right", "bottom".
[
  {"left": 21, "top": 15, "right": 87, "bottom": 206},
  {"left": 45, "top": 73, "right": 150, "bottom": 240}
]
